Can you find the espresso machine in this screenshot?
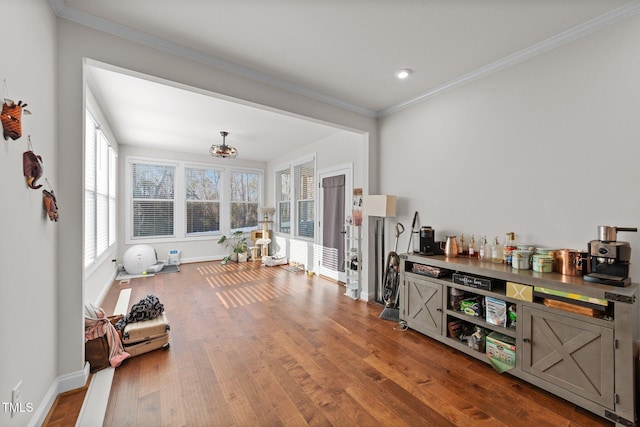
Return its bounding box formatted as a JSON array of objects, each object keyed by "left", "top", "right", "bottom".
[{"left": 584, "top": 225, "right": 637, "bottom": 286}]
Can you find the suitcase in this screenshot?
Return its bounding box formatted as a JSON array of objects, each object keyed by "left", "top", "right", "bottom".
[
  {"left": 122, "top": 312, "right": 170, "bottom": 357},
  {"left": 124, "top": 333, "right": 170, "bottom": 357}
]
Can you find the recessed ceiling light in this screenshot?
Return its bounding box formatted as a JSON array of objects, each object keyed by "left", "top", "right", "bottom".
[{"left": 396, "top": 69, "right": 412, "bottom": 79}]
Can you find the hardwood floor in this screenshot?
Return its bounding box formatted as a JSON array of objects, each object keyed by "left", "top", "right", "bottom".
[{"left": 92, "top": 260, "right": 611, "bottom": 426}]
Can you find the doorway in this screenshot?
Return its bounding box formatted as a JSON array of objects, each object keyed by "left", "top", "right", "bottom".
[{"left": 317, "top": 164, "right": 353, "bottom": 282}]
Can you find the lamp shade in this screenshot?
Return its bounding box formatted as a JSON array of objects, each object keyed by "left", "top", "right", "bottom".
[{"left": 362, "top": 195, "right": 397, "bottom": 217}]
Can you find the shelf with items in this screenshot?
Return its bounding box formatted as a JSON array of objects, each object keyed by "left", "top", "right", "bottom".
[
  {"left": 399, "top": 251, "right": 638, "bottom": 426},
  {"left": 343, "top": 224, "right": 361, "bottom": 299}
]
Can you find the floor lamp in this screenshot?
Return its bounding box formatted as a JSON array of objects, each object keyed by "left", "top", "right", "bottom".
[{"left": 363, "top": 195, "right": 397, "bottom": 303}]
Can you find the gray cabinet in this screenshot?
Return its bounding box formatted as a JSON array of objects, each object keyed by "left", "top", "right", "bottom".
[
  {"left": 401, "top": 273, "right": 443, "bottom": 335},
  {"left": 521, "top": 306, "right": 614, "bottom": 409},
  {"left": 398, "top": 253, "right": 638, "bottom": 427}
]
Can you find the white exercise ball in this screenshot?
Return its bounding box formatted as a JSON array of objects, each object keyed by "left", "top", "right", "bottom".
[{"left": 123, "top": 244, "right": 157, "bottom": 275}]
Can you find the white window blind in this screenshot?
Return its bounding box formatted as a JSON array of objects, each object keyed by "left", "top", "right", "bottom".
[
  {"left": 96, "top": 132, "right": 109, "bottom": 255},
  {"left": 185, "top": 167, "right": 221, "bottom": 235},
  {"left": 276, "top": 169, "right": 291, "bottom": 233},
  {"left": 295, "top": 161, "right": 315, "bottom": 239},
  {"left": 84, "top": 113, "right": 97, "bottom": 269},
  {"left": 230, "top": 171, "right": 259, "bottom": 231},
  {"left": 131, "top": 162, "right": 175, "bottom": 238},
  {"left": 109, "top": 148, "right": 116, "bottom": 246},
  {"left": 84, "top": 110, "right": 116, "bottom": 270}
]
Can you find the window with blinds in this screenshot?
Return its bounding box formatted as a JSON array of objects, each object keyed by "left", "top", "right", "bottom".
[
  {"left": 185, "top": 167, "right": 221, "bottom": 235},
  {"left": 295, "top": 161, "right": 315, "bottom": 239},
  {"left": 276, "top": 169, "right": 291, "bottom": 233},
  {"left": 131, "top": 162, "right": 175, "bottom": 237},
  {"left": 230, "top": 171, "right": 259, "bottom": 231},
  {"left": 84, "top": 111, "right": 117, "bottom": 270}
]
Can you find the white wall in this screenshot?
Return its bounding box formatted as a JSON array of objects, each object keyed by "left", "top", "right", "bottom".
[
  {"left": 378, "top": 14, "right": 640, "bottom": 280},
  {"left": 0, "top": 2, "right": 58, "bottom": 426}
]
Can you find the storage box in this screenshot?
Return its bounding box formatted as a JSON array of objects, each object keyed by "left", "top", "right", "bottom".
[
  {"left": 485, "top": 296, "right": 507, "bottom": 327},
  {"left": 506, "top": 281, "right": 533, "bottom": 302},
  {"left": 486, "top": 332, "right": 516, "bottom": 368},
  {"left": 411, "top": 263, "right": 450, "bottom": 278},
  {"left": 453, "top": 273, "right": 493, "bottom": 290},
  {"left": 533, "top": 286, "right": 608, "bottom": 307}
]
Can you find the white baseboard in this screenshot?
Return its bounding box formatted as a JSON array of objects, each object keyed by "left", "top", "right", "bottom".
[
  {"left": 75, "top": 367, "right": 115, "bottom": 427},
  {"left": 27, "top": 363, "right": 90, "bottom": 427},
  {"left": 180, "top": 255, "right": 222, "bottom": 264}
]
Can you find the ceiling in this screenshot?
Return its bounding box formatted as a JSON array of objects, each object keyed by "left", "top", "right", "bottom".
[{"left": 53, "top": 0, "right": 640, "bottom": 161}]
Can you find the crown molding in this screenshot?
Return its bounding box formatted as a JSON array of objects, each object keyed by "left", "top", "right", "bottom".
[
  {"left": 379, "top": 0, "right": 640, "bottom": 117},
  {"left": 48, "top": 0, "right": 378, "bottom": 118},
  {"left": 50, "top": 0, "right": 640, "bottom": 119}
]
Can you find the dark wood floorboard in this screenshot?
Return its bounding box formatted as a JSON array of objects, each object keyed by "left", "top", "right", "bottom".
[{"left": 56, "top": 260, "right": 614, "bottom": 426}]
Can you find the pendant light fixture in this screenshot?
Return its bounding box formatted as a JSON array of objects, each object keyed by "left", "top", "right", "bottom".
[{"left": 209, "top": 131, "right": 238, "bottom": 159}]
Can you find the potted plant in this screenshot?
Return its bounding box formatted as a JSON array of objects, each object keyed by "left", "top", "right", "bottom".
[{"left": 217, "top": 230, "right": 249, "bottom": 264}]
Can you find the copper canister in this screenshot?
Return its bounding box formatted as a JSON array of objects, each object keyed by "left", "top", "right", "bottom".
[{"left": 556, "top": 249, "right": 588, "bottom": 276}]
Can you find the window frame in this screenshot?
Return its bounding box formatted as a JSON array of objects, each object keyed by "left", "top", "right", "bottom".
[
  {"left": 275, "top": 169, "right": 291, "bottom": 234},
  {"left": 184, "top": 165, "right": 223, "bottom": 237},
  {"left": 84, "top": 109, "right": 117, "bottom": 274},
  {"left": 274, "top": 155, "right": 316, "bottom": 242},
  {"left": 128, "top": 159, "right": 177, "bottom": 240},
  {"left": 125, "top": 156, "right": 264, "bottom": 244},
  {"left": 228, "top": 169, "right": 262, "bottom": 233}
]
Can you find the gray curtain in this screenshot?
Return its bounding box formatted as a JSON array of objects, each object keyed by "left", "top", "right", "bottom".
[{"left": 322, "top": 175, "right": 345, "bottom": 272}]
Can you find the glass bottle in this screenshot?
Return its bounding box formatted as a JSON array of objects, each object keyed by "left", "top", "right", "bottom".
[
  {"left": 503, "top": 232, "right": 516, "bottom": 265},
  {"left": 458, "top": 234, "right": 466, "bottom": 256},
  {"left": 479, "top": 235, "right": 489, "bottom": 260},
  {"left": 491, "top": 236, "right": 503, "bottom": 263},
  {"left": 468, "top": 235, "right": 478, "bottom": 258},
  {"left": 502, "top": 233, "right": 510, "bottom": 264}
]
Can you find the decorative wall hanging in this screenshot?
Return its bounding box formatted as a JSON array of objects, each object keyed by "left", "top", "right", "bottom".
[
  {"left": 1, "top": 98, "right": 30, "bottom": 141},
  {"left": 1, "top": 79, "right": 30, "bottom": 140},
  {"left": 23, "top": 136, "right": 43, "bottom": 189},
  {"left": 43, "top": 179, "right": 59, "bottom": 222}
]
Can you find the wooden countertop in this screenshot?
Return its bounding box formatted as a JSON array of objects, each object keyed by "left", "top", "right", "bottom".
[{"left": 401, "top": 252, "right": 638, "bottom": 302}]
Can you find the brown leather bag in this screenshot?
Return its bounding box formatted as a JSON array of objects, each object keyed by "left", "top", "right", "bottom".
[{"left": 85, "top": 335, "right": 110, "bottom": 373}]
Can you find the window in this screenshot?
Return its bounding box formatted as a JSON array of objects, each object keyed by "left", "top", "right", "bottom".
[
  {"left": 84, "top": 111, "right": 117, "bottom": 270},
  {"left": 230, "top": 171, "right": 259, "bottom": 231},
  {"left": 185, "top": 167, "right": 221, "bottom": 235},
  {"left": 276, "top": 170, "right": 290, "bottom": 233},
  {"left": 131, "top": 162, "right": 175, "bottom": 238},
  {"left": 126, "top": 158, "right": 263, "bottom": 241},
  {"left": 275, "top": 158, "right": 315, "bottom": 240},
  {"left": 296, "top": 161, "right": 315, "bottom": 239}
]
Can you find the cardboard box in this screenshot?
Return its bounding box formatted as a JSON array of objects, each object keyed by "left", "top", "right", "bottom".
[
  {"left": 486, "top": 332, "right": 516, "bottom": 368},
  {"left": 506, "top": 281, "right": 533, "bottom": 302}
]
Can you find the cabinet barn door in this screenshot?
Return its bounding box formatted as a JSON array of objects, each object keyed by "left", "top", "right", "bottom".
[
  {"left": 403, "top": 275, "right": 443, "bottom": 335},
  {"left": 522, "top": 306, "right": 614, "bottom": 409}
]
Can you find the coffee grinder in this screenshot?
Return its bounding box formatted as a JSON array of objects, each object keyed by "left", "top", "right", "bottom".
[
  {"left": 415, "top": 226, "right": 444, "bottom": 255},
  {"left": 584, "top": 225, "right": 637, "bottom": 287}
]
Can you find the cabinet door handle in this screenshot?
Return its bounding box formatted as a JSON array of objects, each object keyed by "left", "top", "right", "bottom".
[
  {"left": 523, "top": 338, "right": 530, "bottom": 343},
  {"left": 436, "top": 308, "right": 442, "bottom": 312}
]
